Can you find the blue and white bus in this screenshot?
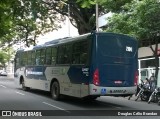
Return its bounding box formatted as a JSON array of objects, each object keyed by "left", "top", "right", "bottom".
[{"left": 14, "top": 32, "right": 138, "bottom": 100}]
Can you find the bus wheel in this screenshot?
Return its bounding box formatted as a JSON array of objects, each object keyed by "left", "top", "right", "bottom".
[{"left": 51, "top": 81, "right": 61, "bottom": 100}]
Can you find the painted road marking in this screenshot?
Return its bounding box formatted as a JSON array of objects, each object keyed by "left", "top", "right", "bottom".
[
  {"left": 42, "top": 102, "right": 70, "bottom": 113},
  {"left": 16, "top": 91, "right": 25, "bottom": 96},
  {"left": 0, "top": 84, "right": 7, "bottom": 88}
]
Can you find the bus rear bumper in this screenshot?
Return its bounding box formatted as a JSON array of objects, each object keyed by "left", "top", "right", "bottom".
[{"left": 89, "top": 84, "right": 137, "bottom": 96}]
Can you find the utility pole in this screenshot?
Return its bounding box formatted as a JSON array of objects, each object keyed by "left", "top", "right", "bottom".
[
  {"left": 96, "top": 3, "right": 99, "bottom": 32},
  {"left": 68, "top": 3, "right": 70, "bottom": 37}
]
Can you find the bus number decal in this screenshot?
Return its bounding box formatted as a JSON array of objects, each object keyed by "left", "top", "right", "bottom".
[
  {"left": 126, "top": 46, "right": 133, "bottom": 52},
  {"left": 82, "top": 68, "right": 89, "bottom": 76}
]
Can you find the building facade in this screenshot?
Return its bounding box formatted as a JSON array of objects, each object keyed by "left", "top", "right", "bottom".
[{"left": 138, "top": 44, "right": 160, "bottom": 87}]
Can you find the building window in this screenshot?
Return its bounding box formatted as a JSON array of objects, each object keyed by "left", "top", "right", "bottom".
[{"left": 140, "top": 59, "right": 157, "bottom": 68}]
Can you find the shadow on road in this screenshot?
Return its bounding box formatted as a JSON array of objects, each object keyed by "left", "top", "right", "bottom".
[{"left": 17, "top": 88, "right": 128, "bottom": 109}]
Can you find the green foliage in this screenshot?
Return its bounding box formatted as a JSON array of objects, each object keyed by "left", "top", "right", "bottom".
[
  {"left": 0, "top": 47, "right": 15, "bottom": 66},
  {"left": 77, "top": 0, "right": 96, "bottom": 8},
  {"left": 77, "top": 0, "right": 133, "bottom": 11},
  {"left": 75, "top": 0, "right": 135, "bottom": 34},
  {"left": 106, "top": 0, "right": 160, "bottom": 41},
  {"left": 40, "top": 0, "right": 102, "bottom": 35},
  {"left": 0, "top": 51, "right": 9, "bottom": 66},
  {"left": 0, "top": 0, "right": 63, "bottom": 47},
  {"left": 0, "top": 0, "right": 13, "bottom": 38},
  {"left": 0, "top": 0, "right": 144, "bottom": 48}
]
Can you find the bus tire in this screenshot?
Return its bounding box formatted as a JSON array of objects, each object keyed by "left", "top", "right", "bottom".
[{"left": 51, "top": 81, "right": 61, "bottom": 100}]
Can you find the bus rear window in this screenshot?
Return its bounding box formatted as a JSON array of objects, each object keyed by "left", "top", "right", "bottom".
[{"left": 98, "top": 35, "right": 137, "bottom": 58}]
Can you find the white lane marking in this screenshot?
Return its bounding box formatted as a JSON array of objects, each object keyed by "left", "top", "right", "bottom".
[
  {"left": 0, "top": 84, "right": 7, "bottom": 88},
  {"left": 114, "top": 106, "right": 122, "bottom": 109},
  {"left": 16, "top": 91, "right": 25, "bottom": 96},
  {"left": 42, "top": 102, "right": 70, "bottom": 113}
]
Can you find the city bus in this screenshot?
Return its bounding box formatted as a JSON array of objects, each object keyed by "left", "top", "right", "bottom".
[{"left": 14, "top": 32, "right": 138, "bottom": 100}]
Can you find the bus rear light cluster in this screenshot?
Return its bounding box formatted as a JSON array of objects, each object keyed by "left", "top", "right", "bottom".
[
  {"left": 93, "top": 68, "right": 100, "bottom": 86},
  {"left": 134, "top": 71, "right": 138, "bottom": 86}
]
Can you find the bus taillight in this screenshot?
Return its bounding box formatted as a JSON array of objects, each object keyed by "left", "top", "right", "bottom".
[
  {"left": 134, "top": 71, "right": 138, "bottom": 86},
  {"left": 93, "top": 69, "right": 100, "bottom": 86}
]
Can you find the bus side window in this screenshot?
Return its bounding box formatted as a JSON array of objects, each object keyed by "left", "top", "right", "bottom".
[
  {"left": 40, "top": 49, "right": 45, "bottom": 65},
  {"left": 31, "top": 51, "right": 36, "bottom": 65},
  {"left": 57, "top": 44, "right": 72, "bottom": 65},
  {"left": 64, "top": 44, "right": 72, "bottom": 64},
  {"left": 80, "top": 53, "right": 87, "bottom": 64},
  {"left": 72, "top": 43, "right": 80, "bottom": 64},
  {"left": 57, "top": 45, "right": 66, "bottom": 64},
  {"left": 28, "top": 51, "right": 32, "bottom": 65},
  {"left": 15, "top": 53, "right": 20, "bottom": 68},
  {"left": 80, "top": 41, "right": 88, "bottom": 64},
  {"left": 72, "top": 54, "right": 79, "bottom": 64},
  {"left": 72, "top": 40, "right": 88, "bottom": 65},
  {"left": 36, "top": 50, "right": 40, "bottom": 65},
  {"left": 45, "top": 47, "right": 52, "bottom": 65},
  {"left": 20, "top": 52, "right": 27, "bottom": 66},
  {"left": 51, "top": 47, "right": 57, "bottom": 65}
]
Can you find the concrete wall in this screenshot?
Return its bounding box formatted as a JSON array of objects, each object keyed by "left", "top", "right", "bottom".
[{"left": 138, "top": 44, "right": 160, "bottom": 87}]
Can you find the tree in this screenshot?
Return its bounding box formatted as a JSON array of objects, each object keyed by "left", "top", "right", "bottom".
[
  {"left": 0, "top": 0, "right": 63, "bottom": 47},
  {"left": 0, "top": 45, "right": 15, "bottom": 66},
  {"left": 74, "top": 0, "right": 134, "bottom": 33},
  {"left": 106, "top": 0, "right": 160, "bottom": 79},
  {"left": 12, "top": 0, "right": 64, "bottom": 47},
  {"left": 0, "top": 0, "right": 136, "bottom": 47},
  {"left": 1, "top": 0, "right": 101, "bottom": 47},
  {"left": 0, "top": 51, "right": 9, "bottom": 67},
  {"left": 0, "top": 0, "right": 13, "bottom": 40},
  {"left": 41, "top": 0, "right": 100, "bottom": 35},
  {"left": 77, "top": 0, "right": 133, "bottom": 12}
]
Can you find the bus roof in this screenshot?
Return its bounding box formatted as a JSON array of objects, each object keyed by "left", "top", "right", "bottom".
[
  {"left": 33, "top": 33, "right": 91, "bottom": 50},
  {"left": 15, "top": 32, "right": 136, "bottom": 52}
]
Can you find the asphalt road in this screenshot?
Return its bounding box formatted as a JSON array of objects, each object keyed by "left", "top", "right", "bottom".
[{"left": 0, "top": 76, "right": 160, "bottom": 119}]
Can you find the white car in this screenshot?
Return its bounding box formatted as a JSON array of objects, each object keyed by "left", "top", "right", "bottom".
[{"left": 0, "top": 70, "right": 7, "bottom": 76}]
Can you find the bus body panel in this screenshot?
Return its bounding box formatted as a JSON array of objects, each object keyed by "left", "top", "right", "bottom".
[
  {"left": 89, "top": 33, "right": 138, "bottom": 95},
  {"left": 15, "top": 65, "right": 90, "bottom": 98},
  {"left": 89, "top": 84, "right": 137, "bottom": 96},
  {"left": 98, "top": 33, "right": 137, "bottom": 87}
]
